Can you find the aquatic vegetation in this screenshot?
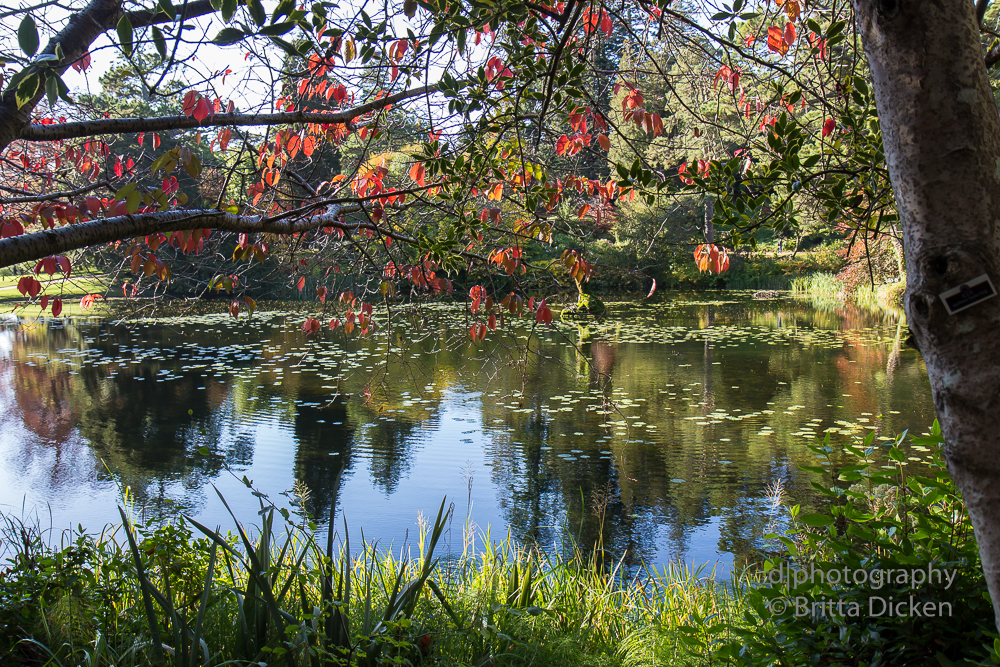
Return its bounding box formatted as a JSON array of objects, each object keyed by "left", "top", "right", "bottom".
[{"left": 0, "top": 297, "right": 936, "bottom": 572}]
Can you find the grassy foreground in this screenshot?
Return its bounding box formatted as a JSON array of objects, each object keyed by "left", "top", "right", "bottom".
[{"left": 1, "top": 426, "right": 999, "bottom": 666}]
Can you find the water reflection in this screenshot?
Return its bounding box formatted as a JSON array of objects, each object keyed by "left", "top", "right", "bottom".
[{"left": 0, "top": 296, "right": 935, "bottom": 571}]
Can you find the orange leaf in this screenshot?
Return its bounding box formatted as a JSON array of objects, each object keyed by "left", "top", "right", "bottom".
[
  {"left": 409, "top": 162, "right": 426, "bottom": 186},
  {"left": 597, "top": 134, "right": 610, "bottom": 150},
  {"left": 767, "top": 26, "right": 789, "bottom": 56}
]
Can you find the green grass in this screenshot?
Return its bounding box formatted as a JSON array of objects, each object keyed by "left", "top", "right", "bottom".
[
  {"left": 791, "top": 272, "right": 905, "bottom": 317},
  {"left": 0, "top": 486, "right": 753, "bottom": 667},
  {"left": 0, "top": 273, "right": 112, "bottom": 317}
]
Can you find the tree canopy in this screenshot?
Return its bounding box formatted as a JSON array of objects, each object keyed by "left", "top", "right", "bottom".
[{"left": 0, "top": 0, "right": 916, "bottom": 318}]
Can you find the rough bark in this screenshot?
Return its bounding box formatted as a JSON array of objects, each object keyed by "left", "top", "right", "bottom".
[
  {"left": 0, "top": 205, "right": 366, "bottom": 269},
  {"left": 855, "top": 0, "right": 1000, "bottom": 628}
]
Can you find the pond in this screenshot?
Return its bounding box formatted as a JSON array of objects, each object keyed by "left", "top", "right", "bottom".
[{"left": 0, "top": 294, "right": 935, "bottom": 574}]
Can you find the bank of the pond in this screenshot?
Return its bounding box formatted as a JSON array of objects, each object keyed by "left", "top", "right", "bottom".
[
  {"left": 2, "top": 425, "right": 996, "bottom": 667},
  {"left": 791, "top": 272, "right": 906, "bottom": 319}
]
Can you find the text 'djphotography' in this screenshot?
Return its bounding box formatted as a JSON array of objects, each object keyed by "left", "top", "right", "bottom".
[{"left": 761, "top": 561, "right": 959, "bottom": 620}]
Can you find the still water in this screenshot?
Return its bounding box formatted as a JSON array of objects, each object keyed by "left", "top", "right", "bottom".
[{"left": 0, "top": 295, "right": 934, "bottom": 573}]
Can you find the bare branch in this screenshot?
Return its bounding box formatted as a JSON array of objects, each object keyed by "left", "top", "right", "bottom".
[
  {"left": 19, "top": 85, "right": 439, "bottom": 142},
  {"left": 0, "top": 180, "right": 110, "bottom": 205}
]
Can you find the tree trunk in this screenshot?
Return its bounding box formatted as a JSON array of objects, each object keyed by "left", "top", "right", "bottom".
[{"left": 855, "top": 0, "right": 1000, "bottom": 628}]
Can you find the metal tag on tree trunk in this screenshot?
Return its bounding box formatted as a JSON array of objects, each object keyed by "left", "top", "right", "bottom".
[{"left": 939, "top": 274, "right": 997, "bottom": 315}]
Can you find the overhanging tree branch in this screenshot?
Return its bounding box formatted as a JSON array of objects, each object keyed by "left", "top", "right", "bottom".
[
  {"left": 18, "top": 85, "right": 440, "bottom": 142},
  {"left": 0, "top": 0, "right": 228, "bottom": 151},
  {"left": 0, "top": 205, "right": 365, "bottom": 269}
]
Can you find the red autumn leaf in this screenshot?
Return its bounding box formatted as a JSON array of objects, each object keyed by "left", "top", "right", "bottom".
[
  {"left": 783, "top": 22, "right": 796, "bottom": 47},
  {"left": 317, "top": 286, "right": 328, "bottom": 302},
  {"left": 301, "top": 317, "right": 322, "bottom": 334},
  {"left": 329, "top": 318, "right": 340, "bottom": 330},
  {"left": 767, "top": 26, "right": 789, "bottom": 56},
  {"left": 469, "top": 322, "right": 487, "bottom": 341},
  {"left": 193, "top": 97, "right": 210, "bottom": 122},
  {"left": 302, "top": 135, "right": 316, "bottom": 157},
  {"left": 535, "top": 299, "right": 552, "bottom": 325},
  {"left": 646, "top": 279, "right": 657, "bottom": 298},
  {"left": 469, "top": 285, "right": 486, "bottom": 314},
  {"left": 488, "top": 314, "right": 497, "bottom": 330},
  {"left": 409, "top": 162, "right": 425, "bottom": 186},
  {"left": 51, "top": 298, "right": 62, "bottom": 317},
  {"left": 71, "top": 51, "right": 91, "bottom": 73},
  {"left": 81, "top": 294, "right": 101, "bottom": 309},
  {"left": 1, "top": 219, "right": 24, "bottom": 238},
  {"left": 287, "top": 134, "right": 301, "bottom": 157},
  {"left": 694, "top": 244, "right": 731, "bottom": 274},
  {"left": 822, "top": 118, "right": 836, "bottom": 138},
  {"left": 555, "top": 135, "right": 570, "bottom": 156},
  {"left": 40, "top": 295, "right": 49, "bottom": 310},
  {"left": 297, "top": 276, "right": 306, "bottom": 291},
  {"left": 183, "top": 91, "right": 199, "bottom": 117},
  {"left": 597, "top": 134, "right": 610, "bottom": 150},
  {"left": 600, "top": 10, "right": 612, "bottom": 36},
  {"left": 35, "top": 257, "right": 57, "bottom": 275}
]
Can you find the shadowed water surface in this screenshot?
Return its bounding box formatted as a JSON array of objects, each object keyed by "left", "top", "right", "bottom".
[{"left": 0, "top": 294, "right": 934, "bottom": 573}]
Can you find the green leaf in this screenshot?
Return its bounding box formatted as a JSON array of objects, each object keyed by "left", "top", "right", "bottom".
[
  {"left": 259, "top": 21, "right": 296, "bottom": 36},
  {"left": 799, "top": 513, "right": 834, "bottom": 527},
  {"left": 247, "top": 0, "right": 266, "bottom": 26},
  {"left": 213, "top": 27, "right": 246, "bottom": 44},
  {"left": 268, "top": 35, "right": 306, "bottom": 57},
  {"left": 152, "top": 26, "right": 167, "bottom": 58},
  {"left": 271, "top": 0, "right": 295, "bottom": 22},
  {"left": 18, "top": 15, "right": 39, "bottom": 57},
  {"left": 15, "top": 72, "right": 39, "bottom": 108},
  {"left": 55, "top": 74, "right": 73, "bottom": 104},
  {"left": 44, "top": 73, "right": 58, "bottom": 107},
  {"left": 158, "top": 0, "right": 176, "bottom": 19},
  {"left": 183, "top": 152, "right": 202, "bottom": 179},
  {"left": 126, "top": 189, "right": 142, "bottom": 213},
  {"left": 117, "top": 15, "right": 134, "bottom": 57},
  {"left": 222, "top": 0, "right": 237, "bottom": 22}
]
